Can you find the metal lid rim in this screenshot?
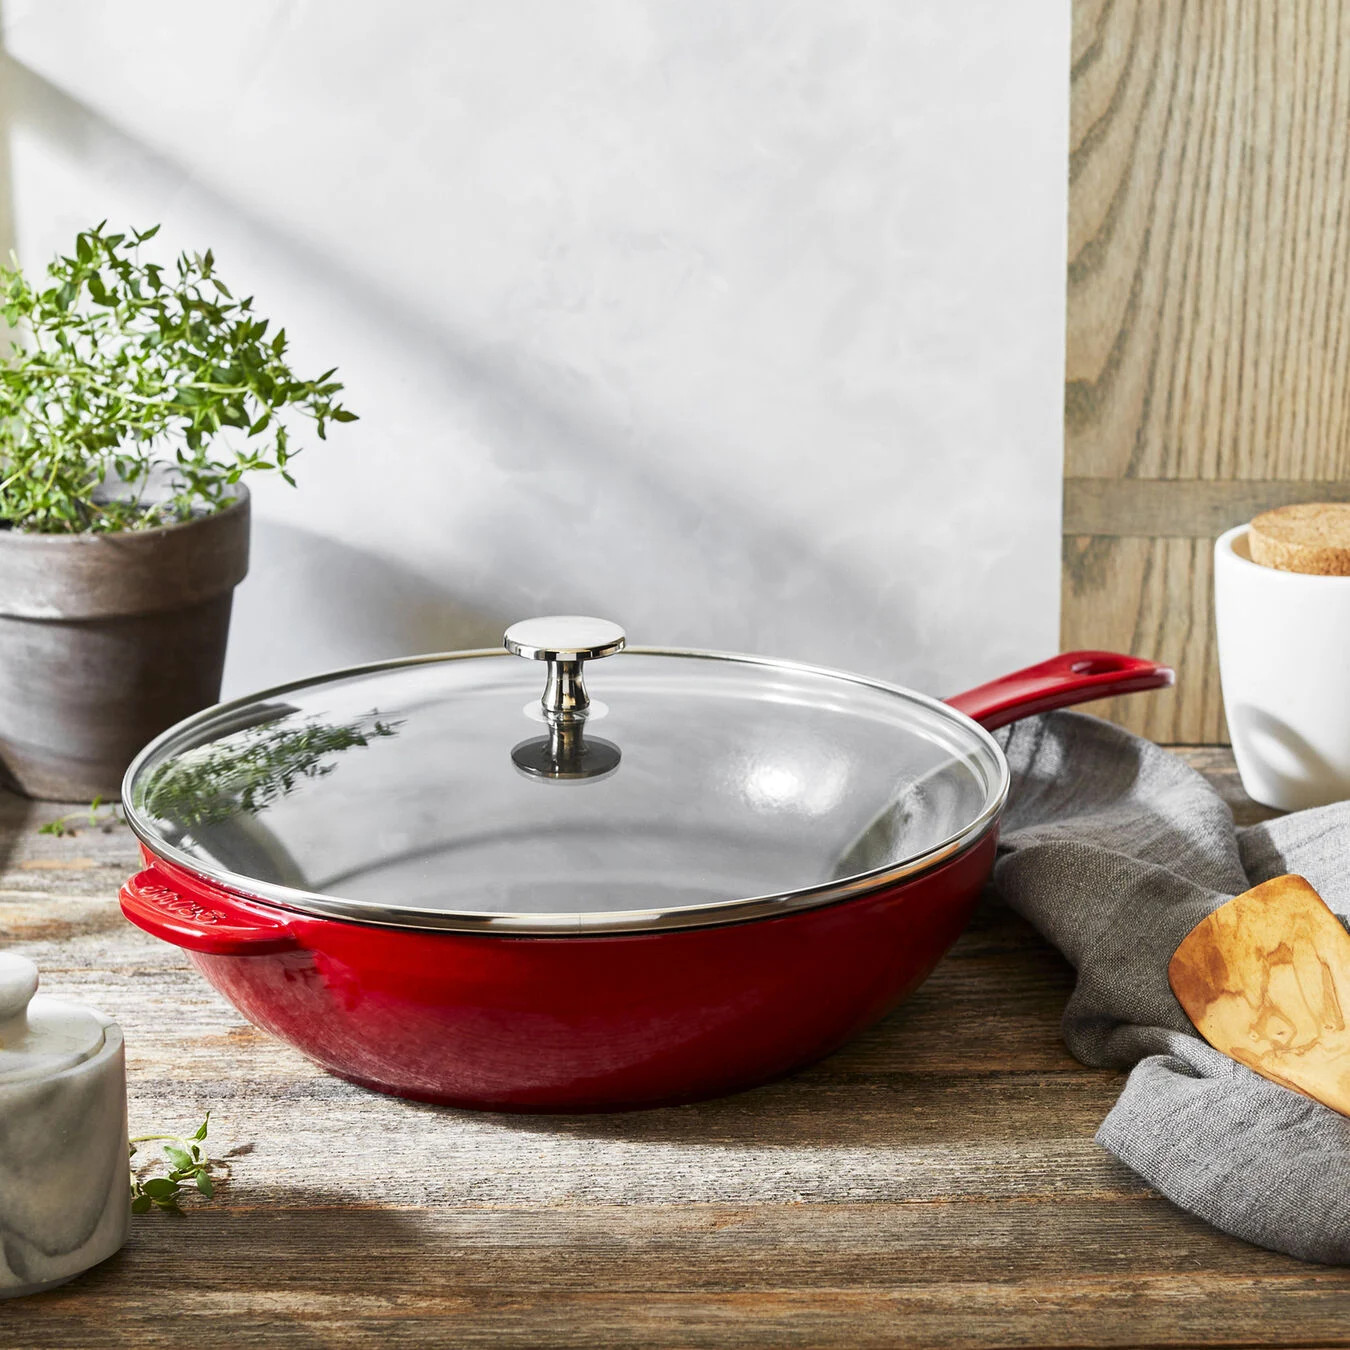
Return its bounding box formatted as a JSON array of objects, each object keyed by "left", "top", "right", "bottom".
[{"left": 121, "top": 645, "right": 1012, "bottom": 936}]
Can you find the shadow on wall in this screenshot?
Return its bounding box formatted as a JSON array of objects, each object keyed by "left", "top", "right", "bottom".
[
  {"left": 0, "top": 49, "right": 925, "bottom": 689},
  {"left": 225, "top": 520, "right": 507, "bottom": 693},
  {"left": 1227, "top": 702, "right": 1346, "bottom": 814},
  {"left": 0, "top": 5, "right": 15, "bottom": 273}
]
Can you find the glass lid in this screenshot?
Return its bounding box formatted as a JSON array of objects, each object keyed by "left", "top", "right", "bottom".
[{"left": 123, "top": 617, "right": 1008, "bottom": 934}]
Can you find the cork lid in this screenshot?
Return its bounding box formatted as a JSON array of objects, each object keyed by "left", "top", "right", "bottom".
[
  {"left": 1248, "top": 503, "right": 1350, "bottom": 576},
  {"left": 0, "top": 954, "right": 110, "bottom": 1084}
]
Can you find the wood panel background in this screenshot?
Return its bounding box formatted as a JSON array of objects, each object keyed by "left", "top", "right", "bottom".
[{"left": 1064, "top": 0, "right": 1350, "bottom": 744}]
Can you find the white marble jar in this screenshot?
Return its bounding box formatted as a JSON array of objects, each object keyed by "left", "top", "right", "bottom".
[
  {"left": 0, "top": 953, "right": 129, "bottom": 1298},
  {"left": 1215, "top": 524, "right": 1350, "bottom": 810}
]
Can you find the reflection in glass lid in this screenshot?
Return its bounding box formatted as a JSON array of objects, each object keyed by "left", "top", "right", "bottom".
[{"left": 123, "top": 624, "right": 1008, "bottom": 934}]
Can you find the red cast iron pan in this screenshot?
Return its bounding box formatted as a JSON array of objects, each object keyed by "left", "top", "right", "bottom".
[{"left": 119, "top": 621, "right": 1172, "bottom": 1112}]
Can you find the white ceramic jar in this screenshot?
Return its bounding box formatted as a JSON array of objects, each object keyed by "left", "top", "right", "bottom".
[
  {"left": 1215, "top": 523, "right": 1350, "bottom": 811},
  {"left": 0, "top": 953, "right": 129, "bottom": 1298}
]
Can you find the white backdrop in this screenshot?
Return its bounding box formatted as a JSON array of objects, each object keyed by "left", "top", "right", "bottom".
[{"left": 0, "top": 0, "right": 1069, "bottom": 700}]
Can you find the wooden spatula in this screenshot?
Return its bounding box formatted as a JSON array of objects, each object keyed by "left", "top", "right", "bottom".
[{"left": 1169, "top": 874, "right": 1350, "bottom": 1117}]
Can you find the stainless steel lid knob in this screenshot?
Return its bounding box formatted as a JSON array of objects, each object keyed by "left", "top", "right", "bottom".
[
  {"left": 504, "top": 616, "right": 626, "bottom": 721},
  {"left": 505, "top": 617, "right": 626, "bottom": 781}
]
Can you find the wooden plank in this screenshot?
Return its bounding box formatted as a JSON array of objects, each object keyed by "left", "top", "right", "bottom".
[
  {"left": 5, "top": 1205, "right": 1350, "bottom": 1350},
  {"left": 19, "top": 1198, "right": 1311, "bottom": 1285},
  {"left": 1067, "top": 0, "right": 1350, "bottom": 481},
  {"left": 1064, "top": 0, "right": 1350, "bottom": 744},
  {"left": 1063, "top": 534, "right": 1225, "bottom": 743},
  {"left": 1064, "top": 477, "right": 1350, "bottom": 537}
]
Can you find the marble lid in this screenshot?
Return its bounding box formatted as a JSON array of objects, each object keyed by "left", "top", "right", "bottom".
[{"left": 0, "top": 954, "right": 109, "bottom": 1084}]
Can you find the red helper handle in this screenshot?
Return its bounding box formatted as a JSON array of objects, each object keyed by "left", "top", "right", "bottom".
[
  {"left": 121, "top": 864, "right": 298, "bottom": 956},
  {"left": 945, "top": 651, "right": 1175, "bottom": 731}
]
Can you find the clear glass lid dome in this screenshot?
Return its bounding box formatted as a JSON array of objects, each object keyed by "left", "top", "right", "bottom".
[{"left": 123, "top": 618, "right": 1008, "bottom": 933}]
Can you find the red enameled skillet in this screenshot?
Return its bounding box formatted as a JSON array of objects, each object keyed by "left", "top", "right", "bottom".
[{"left": 119, "top": 618, "right": 1172, "bottom": 1111}]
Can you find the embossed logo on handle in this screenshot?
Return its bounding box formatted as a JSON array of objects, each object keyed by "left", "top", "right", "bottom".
[
  {"left": 122, "top": 870, "right": 297, "bottom": 955},
  {"left": 138, "top": 883, "right": 225, "bottom": 926}
]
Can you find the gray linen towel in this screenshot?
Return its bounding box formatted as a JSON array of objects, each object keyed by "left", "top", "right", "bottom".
[{"left": 993, "top": 711, "right": 1350, "bottom": 1264}]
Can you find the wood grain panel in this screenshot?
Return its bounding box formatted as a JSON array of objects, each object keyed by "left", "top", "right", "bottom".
[
  {"left": 1064, "top": 533, "right": 1226, "bottom": 743},
  {"left": 1065, "top": 0, "right": 1350, "bottom": 742},
  {"left": 1064, "top": 477, "right": 1350, "bottom": 536},
  {"left": 1068, "top": 0, "right": 1350, "bottom": 480},
  {"left": 9, "top": 1214, "right": 1350, "bottom": 1350}
]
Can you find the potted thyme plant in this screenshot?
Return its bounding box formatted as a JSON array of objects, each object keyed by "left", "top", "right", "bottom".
[{"left": 0, "top": 223, "right": 355, "bottom": 799}]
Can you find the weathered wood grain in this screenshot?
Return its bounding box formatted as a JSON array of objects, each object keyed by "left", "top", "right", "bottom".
[
  {"left": 2, "top": 756, "right": 1346, "bottom": 1349},
  {"left": 1063, "top": 0, "right": 1350, "bottom": 744},
  {"left": 1063, "top": 478, "right": 1350, "bottom": 538},
  {"left": 1064, "top": 534, "right": 1226, "bottom": 743},
  {"left": 1067, "top": 0, "right": 1350, "bottom": 480},
  {"left": 10, "top": 1207, "right": 1350, "bottom": 1350}
]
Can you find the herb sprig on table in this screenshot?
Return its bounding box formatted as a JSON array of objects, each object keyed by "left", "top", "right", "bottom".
[
  {"left": 0, "top": 221, "right": 357, "bottom": 534},
  {"left": 37, "top": 795, "right": 125, "bottom": 837},
  {"left": 129, "top": 1114, "right": 226, "bottom": 1214}
]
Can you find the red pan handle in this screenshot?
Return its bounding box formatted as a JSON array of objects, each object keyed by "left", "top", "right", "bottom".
[
  {"left": 120, "top": 865, "right": 298, "bottom": 955},
  {"left": 945, "top": 651, "right": 1175, "bottom": 731}
]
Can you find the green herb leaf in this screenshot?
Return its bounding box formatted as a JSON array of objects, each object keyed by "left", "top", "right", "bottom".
[
  {"left": 129, "top": 1112, "right": 227, "bottom": 1215},
  {"left": 163, "top": 1144, "right": 193, "bottom": 1171},
  {"left": 34, "top": 798, "right": 125, "bottom": 838}
]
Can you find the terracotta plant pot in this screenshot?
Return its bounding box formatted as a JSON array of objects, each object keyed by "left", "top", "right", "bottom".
[{"left": 0, "top": 490, "right": 250, "bottom": 801}]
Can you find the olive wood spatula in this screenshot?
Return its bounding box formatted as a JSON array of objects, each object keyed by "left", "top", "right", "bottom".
[{"left": 1168, "top": 874, "right": 1350, "bottom": 1118}]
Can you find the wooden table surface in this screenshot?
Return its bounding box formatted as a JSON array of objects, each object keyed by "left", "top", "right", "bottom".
[{"left": 2, "top": 748, "right": 1347, "bottom": 1350}]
